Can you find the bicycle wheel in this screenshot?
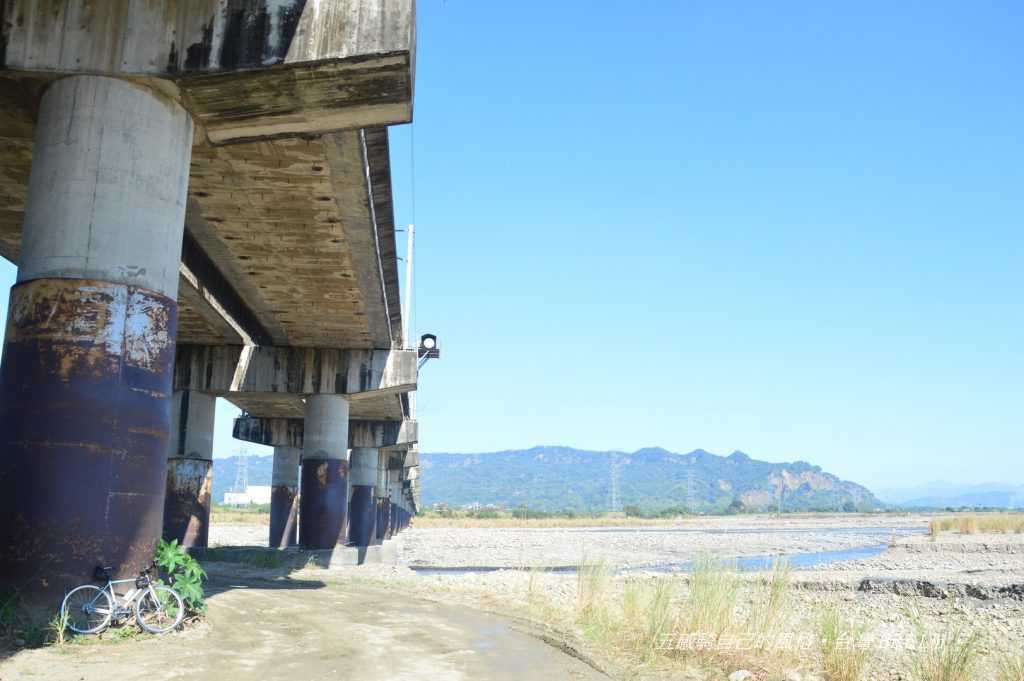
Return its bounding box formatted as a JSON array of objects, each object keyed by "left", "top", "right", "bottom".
[
  {"left": 135, "top": 584, "right": 184, "bottom": 634},
  {"left": 60, "top": 585, "right": 113, "bottom": 634}
]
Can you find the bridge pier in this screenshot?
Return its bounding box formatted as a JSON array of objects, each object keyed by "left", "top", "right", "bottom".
[
  {"left": 348, "top": 448, "right": 380, "bottom": 547},
  {"left": 163, "top": 391, "right": 216, "bottom": 548},
  {"left": 0, "top": 75, "right": 193, "bottom": 593},
  {"left": 299, "top": 395, "right": 351, "bottom": 549},
  {"left": 270, "top": 446, "right": 302, "bottom": 549}
]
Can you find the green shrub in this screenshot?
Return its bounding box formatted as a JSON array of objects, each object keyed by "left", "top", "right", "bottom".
[{"left": 154, "top": 538, "right": 207, "bottom": 614}]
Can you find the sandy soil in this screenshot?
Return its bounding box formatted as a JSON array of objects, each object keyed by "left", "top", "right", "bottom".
[
  {"left": 0, "top": 578, "right": 605, "bottom": 681},
  {"left": 9, "top": 514, "right": 1020, "bottom": 681}
]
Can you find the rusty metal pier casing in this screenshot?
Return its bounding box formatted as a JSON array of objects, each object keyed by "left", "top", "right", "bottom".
[{"left": 0, "top": 279, "right": 177, "bottom": 594}]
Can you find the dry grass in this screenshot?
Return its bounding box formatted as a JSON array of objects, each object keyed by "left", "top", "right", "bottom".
[
  {"left": 928, "top": 513, "right": 1024, "bottom": 537},
  {"left": 911, "top": 625, "right": 983, "bottom": 681},
  {"left": 817, "top": 606, "right": 871, "bottom": 681},
  {"left": 677, "top": 555, "right": 743, "bottom": 642},
  {"left": 210, "top": 509, "right": 270, "bottom": 525},
  {"left": 996, "top": 650, "right": 1024, "bottom": 681},
  {"left": 566, "top": 555, "right": 807, "bottom": 676}
]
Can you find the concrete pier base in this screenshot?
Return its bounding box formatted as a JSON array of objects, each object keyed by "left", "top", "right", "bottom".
[
  {"left": 164, "top": 391, "right": 216, "bottom": 548},
  {"left": 0, "top": 76, "right": 192, "bottom": 595},
  {"left": 299, "top": 395, "right": 350, "bottom": 549},
  {"left": 270, "top": 446, "right": 301, "bottom": 548},
  {"left": 191, "top": 536, "right": 402, "bottom": 570}
]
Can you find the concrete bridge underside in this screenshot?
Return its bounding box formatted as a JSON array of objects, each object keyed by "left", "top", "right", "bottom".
[{"left": 0, "top": 0, "right": 422, "bottom": 599}]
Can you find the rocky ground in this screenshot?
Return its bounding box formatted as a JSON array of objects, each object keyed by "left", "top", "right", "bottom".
[{"left": 204, "top": 514, "right": 1024, "bottom": 680}]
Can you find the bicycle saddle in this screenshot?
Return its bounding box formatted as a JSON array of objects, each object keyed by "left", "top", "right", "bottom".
[{"left": 93, "top": 565, "right": 114, "bottom": 581}]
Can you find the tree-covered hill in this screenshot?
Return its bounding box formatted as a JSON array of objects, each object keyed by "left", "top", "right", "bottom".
[{"left": 419, "top": 446, "right": 881, "bottom": 513}]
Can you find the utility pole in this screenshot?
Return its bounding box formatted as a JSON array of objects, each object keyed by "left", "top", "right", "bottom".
[
  {"left": 403, "top": 223, "right": 415, "bottom": 350},
  {"left": 403, "top": 224, "right": 417, "bottom": 418}
]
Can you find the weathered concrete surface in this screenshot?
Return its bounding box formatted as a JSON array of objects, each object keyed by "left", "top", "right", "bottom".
[
  {"left": 0, "top": 92, "right": 404, "bottom": 358},
  {"left": 0, "top": 579, "right": 607, "bottom": 681},
  {"left": 174, "top": 345, "right": 416, "bottom": 396},
  {"left": 1, "top": 1, "right": 415, "bottom": 143},
  {"left": 233, "top": 414, "right": 417, "bottom": 449},
  {"left": 17, "top": 76, "right": 193, "bottom": 297}
]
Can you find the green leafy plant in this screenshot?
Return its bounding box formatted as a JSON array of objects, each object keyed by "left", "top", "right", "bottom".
[{"left": 154, "top": 538, "right": 207, "bottom": 614}]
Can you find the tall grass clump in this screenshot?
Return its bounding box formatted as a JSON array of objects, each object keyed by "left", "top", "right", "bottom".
[
  {"left": 745, "top": 559, "right": 792, "bottom": 645},
  {"left": 817, "top": 606, "right": 871, "bottom": 681},
  {"left": 575, "top": 557, "right": 613, "bottom": 639},
  {"left": 676, "top": 555, "right": 742, "bottom": 642},
  {"left": 911, "top": 624, "right": 982, "bottom": 681},
  {"left": 996, "top": 650, "right": 1024, "bottom": 681},
  {"left": 621, "top": 577, "right": 677, "bottom": 661},
  {"left": 929, "top": 514, "right": 1024, "bottom": 536}
]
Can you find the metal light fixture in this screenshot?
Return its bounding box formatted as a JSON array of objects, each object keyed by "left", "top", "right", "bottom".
[
  {"left": 418, "top": 333, "right": 440, "bottom": 369},
  {"left": 418, "top": 333, "right": 439, "bottom": 359}
]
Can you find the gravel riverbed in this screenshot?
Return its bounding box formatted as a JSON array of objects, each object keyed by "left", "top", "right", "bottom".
[{"left": 209, "top": 514, "right": 1024, "bottom": 680}]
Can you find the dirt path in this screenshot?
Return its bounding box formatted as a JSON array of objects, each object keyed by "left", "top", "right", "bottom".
[{"left": 0, "top": 576, "right": 607, "bottom": 681}]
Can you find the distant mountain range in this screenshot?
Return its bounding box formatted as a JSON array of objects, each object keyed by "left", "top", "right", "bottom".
[
  {"left": 419, "top": 446, "right": 881, "bottom": 513},
  {"left": 877, "top": 482, "right": 1024, "bottom": 510},
  {"left": 211, "top": 450, "right": 1021, "bottom": 513}
]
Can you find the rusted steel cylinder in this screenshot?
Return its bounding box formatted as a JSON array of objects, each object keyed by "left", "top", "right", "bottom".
[
  {"left": 0, "top": 279, "right": 177, "bottom": 595},
  {"left": 347, "top": 447, "right": 378, "bottom": 546},
  {"left": 299, "top": 459, "right": 349, "bottom": 548},
  {"left": 163, "top": 391, "right": 216, "bottom": 548},
  {"left": 269, "top": 446, "right": 301, "bottom": 548},
  {"left": 347, "top": 486, "right": 376, "bottom": 547},
  {"left": 163, "top": 458, "right": 213, "bottom": 548}
]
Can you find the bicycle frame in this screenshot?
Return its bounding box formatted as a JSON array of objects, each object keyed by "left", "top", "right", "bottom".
[{"left": 89, "top": 577, "right": 159, "bottom": 619}]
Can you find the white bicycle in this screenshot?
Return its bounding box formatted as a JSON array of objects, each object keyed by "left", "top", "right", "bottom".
[{"left": 60, "top": 564, "right": 184, "bottom": 635}]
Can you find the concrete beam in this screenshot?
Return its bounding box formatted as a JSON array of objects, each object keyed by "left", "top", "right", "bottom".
[
  {"left": 178, "top": 231, "right": 274, "bottom": 346},
  {"left": 232, "top": 414, "right": 417, "bottom": 449},
  {"left": 174, "top": 344, "right": 416, "bottom": 396},
  {"left": 1, "top": 1, "right": 415, "bottom": 144}
]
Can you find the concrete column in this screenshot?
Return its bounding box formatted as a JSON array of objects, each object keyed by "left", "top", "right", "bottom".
[
  {"left": 347, "top": 448, "right": 380, "bottom": 547},
  {"left": 386, "top": 469, "right": 401, "bottom": 538},
  {"left": 0, "top": 76, "right": 192, "bottom": 595},
  {"left": 375, "top": 450, "right": 389, "bottom": 542},
  {"left": 269, "top": 446, "right": 301, "bottom": 548},
  {"left": 299, "top": 395, "right": 350, "bottom": 549},
  {"left": 163, "top": 391, "right": 216, "bottom": 548}
]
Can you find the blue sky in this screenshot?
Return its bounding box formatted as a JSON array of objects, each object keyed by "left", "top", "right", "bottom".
[{"left": 2, "top": 1, "right": 1021, "bottom": 490}]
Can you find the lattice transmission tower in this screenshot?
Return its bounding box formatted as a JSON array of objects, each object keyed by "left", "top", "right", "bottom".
[
  {"left": 232, "top": 444, "right": 249, "bottom": 492},
  {"left": 609, "top": 453, "right": 621, "bottom": 513},
  {"left": 686, "top": 468, "right": 697, "bottom": 513}
]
